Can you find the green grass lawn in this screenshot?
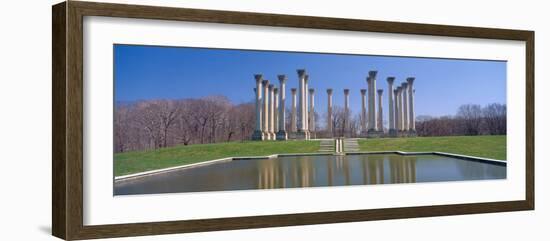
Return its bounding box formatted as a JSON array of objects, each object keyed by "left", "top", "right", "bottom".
[
  {"left": 358, "top": 135, "right": 506, "bottom": 161},
  {"left": 115, "top": 140, "right": 320, "bottom": 176}
]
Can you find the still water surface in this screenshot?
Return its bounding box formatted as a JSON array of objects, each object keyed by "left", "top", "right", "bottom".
[{"left": 114, "top": 154, "right": 506, "bottom": 195}]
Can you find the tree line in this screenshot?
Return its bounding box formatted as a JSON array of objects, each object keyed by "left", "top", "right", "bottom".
[
  {"left": 416, "top": 103, "right": 506, "bottom": 136},
  {"left": 114, "top": 96, "right": 255, "bottom": 153},
  {"left": 115, "top": 95, "right": 505, "bottom": 153}
]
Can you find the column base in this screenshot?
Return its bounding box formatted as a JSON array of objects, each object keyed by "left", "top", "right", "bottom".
[
  {"left": 366, "top": 129, "right": 381, "bottom": 138},
  {"left": 251, "top": 130, "right": 265, "bottom": 140},
  {"left": 388, "top": 129, "right": 398, "bottom": 137},
  {"left": 398, "top": 130, "right": 409, "bottom": 137},
  {"left": 288, "top": 132, "right": 297, "bottom": 140},
  {"left": 294, "top": 130, "right": 310, "bottom": 140},
  {"left": 276, "top": 130, "right": 288, "bottom": 140}
]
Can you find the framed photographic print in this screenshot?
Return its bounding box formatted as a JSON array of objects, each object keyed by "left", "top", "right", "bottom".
[{"left": 52, "top": 1, "right": 534, "bottom": 240}]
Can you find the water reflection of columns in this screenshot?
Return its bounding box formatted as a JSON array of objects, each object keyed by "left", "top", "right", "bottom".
[
  {"left": 389, "top": 155, "right": 397, "bottom": 183},
  {"left": 327, "top": 157, "right": 334, "bottom": 186},
  {"left": 389, "top": 155, "right": 417, "bottom": 183},
  {"left": 299, "top": 156, "right": 314, "bottom": 187},
  {"left": 377, "top": 158, "right": 385, "bottom": 184},
  {"left": 344, "top": 155, "right": 351, "bottom": 185},
  {"left": 361, "top": 155, "right": 369, "bottom": 185},
  {"left": 368, "top": 157, "right": 377, "bottom": 184},
  {"left": 363, "top": 155, "right": 385, "bottom": 184},
  {"left": 409, "top": 156, "right": 417, "bottom": 182}
]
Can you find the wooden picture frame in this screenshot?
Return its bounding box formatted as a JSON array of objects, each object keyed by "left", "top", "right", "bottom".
[{"left": 52, "top": 1, "right": 534, "bottom": 240}]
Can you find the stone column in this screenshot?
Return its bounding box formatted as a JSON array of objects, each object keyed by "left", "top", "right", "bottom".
[
  {"left": 360, "top": 89, "right": 367, "bottom": 136},
  {"left": 262, "top": 80, "right": 270, "bottom": 139},
  {"left": 326, "top": 89, "right": 333, "bottom": 137},
  {"left": 377, "top": 89, "right": 384, "bottom": 132},
  {"left": 344, "top": 89, "right": 350, "bottom": 137},
  {"left": 277, "top": 75, "right": 288, "bottom": 140},
  {"left": 274, "top": 88, "right": 279, "bottom": 134},
  {"left": 387, "top": 77, "right": 396, "bottom": 136},
  {"left": 304, "top": 74, "right": 310, "bottom": 139},
  {"left": 396, "top": 86, "right": 402, "bottom": 132},
  {"left": 296, "top": 69, "right": 309, "bottom": 139},
  {"left": 309, "top": 88, "right": 315, "bottom": 139},
  {"left": 252, "top": 74, "right": 264, "bottom": 140},
  {"left": 401, "top": 82, "right": 409, "bottom": 135},
  {"left": 407, "top": 77, "right": 416, "bottom": 135},
  {"left": 291, "top": 88, "right": 297, "bottom": 133},
  {"left": 269, "top": 84, "right": 275, "bottom": 140},
  {"left": 366, "top": 71, "right": 377, "bottom": 135},
  {"left": 393, "top": 88, "right": 399, "bottom": 136}
]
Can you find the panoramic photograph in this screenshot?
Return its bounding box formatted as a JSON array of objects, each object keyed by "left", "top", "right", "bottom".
[{"left": 113, "top": 44, "right": 507, "bottom": 195}]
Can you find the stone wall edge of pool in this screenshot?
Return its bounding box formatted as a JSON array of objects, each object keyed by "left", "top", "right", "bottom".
[{"left": 114, "top": 151, "right": 506, "bottom": 182}]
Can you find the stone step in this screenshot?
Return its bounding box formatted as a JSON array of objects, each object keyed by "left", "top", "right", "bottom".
[
  {"left": 343, "top": 138, "right": 360, "bottom": 152},
  {"left": 319, "top": 139, "right": 336, "bottom": 152}
]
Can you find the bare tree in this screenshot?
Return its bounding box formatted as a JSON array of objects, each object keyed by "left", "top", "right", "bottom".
[
  {"left": 483, "top": 103, "right": 506, "bottom": 135},
  {"left": 457, "top": 104, "right": 483, "bottom": 135},
  {"left": 114, "top": 104, "right": 130, "bottom": 152}
]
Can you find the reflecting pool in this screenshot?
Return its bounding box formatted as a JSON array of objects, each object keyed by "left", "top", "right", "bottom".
[{"left": 114, "top": 154, "right": 506, "bottom": 195}]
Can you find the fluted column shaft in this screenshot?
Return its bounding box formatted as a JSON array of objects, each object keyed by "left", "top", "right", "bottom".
[
  {"left": 360, "top": 89, "right": 367, "bottom": 133},
  {"left": 393, "top": 88, "right": 399, "bottom": 132},
  {"left": 269, "top": 84, "right": 275, "bottom": 139},
  {"left": 377, "top": 89, "right": 384, "bottom": 132},
  {"left": 344, "top": 89, "right": 350, "bottom": 135},
  {"left": 254, "top": 75, "right": 263, "bottom": 132},
  {"left": 407, "top": 77, "right": 416, "bottom": 132},
  {"left": 401, "top": 82, "right": 409, "bottom": 132},
  {"left": 291, "top": 88, "right": 297, "bottom": 132},
  {"left": 387, "top": 77, "right": 395, "bottom": 132},
  {"left": 277, "top": 75, "right": 288, "bottom": 140},
  {"left": 297, "top": 70, "right": 307, "bottom": 132},
  {"left": 309, "top": 88, "right": 315, "bottom": 133},
  {"left": 274, "top": 88, "right": 279, "bottom": 133},
  {"left": 304, "top": 75, "right": 310, "bottom": 137},
  {"left": 327, "top": 89, "right": 333, "bottom": 135},
  {"left": 262, "top": 80, "right": 270, "bottom": 136},
  {"left": 367, "top": 71, "right": 377, "bottom": 131},
  {"left": 398, "top": 86, "right": 404, "bottom": 131}
]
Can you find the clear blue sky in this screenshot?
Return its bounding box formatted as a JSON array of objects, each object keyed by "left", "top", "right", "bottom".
[{"left": 114, "top": 44, "right": 506, "bottom": 118}]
